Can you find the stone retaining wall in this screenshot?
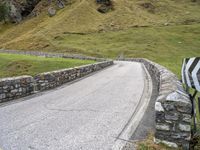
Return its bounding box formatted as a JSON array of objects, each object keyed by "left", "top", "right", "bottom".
[
  {"left": 0, "top": 61, "right": 113, "bottom": 103},
  {"left": 0, "top": 49, "right": 106, "bottom": 61},
  {"left": 34, "top": 61, "right": 113, "bottom": 91},
  {"left": 119, "top": 58, "right": 192, "bottom": 148},
  {"left": 0, "top": 76, "right": 34, "bottom": 103}
]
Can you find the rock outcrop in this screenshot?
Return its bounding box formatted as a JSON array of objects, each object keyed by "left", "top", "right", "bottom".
[
  {"left": 21, "top": 0, "right": 41, "bottom": 17},
  {"left": 0, "top": 0, "right": 41, "bottom": 23},
  {"left": 0, "top": 0, "right": 68, "bottom": 23}
]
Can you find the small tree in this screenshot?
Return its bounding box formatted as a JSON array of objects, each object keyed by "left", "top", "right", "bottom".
[{"left": 0, "top": 3, "right": 8, "bottom": 23}]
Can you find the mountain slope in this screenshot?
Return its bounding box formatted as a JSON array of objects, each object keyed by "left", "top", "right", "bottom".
[{"left": 0, "top": 0, "right": 200, "bottom": 51}]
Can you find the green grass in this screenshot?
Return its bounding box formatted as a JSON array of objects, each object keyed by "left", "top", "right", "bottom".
[
  {"left": 50, "top": 24, "right": 200, "bottom": 77},
  {"left": 0, "top": 23, "right": 12, "bottom": 34},
  {"left": 0, "top": 53, "right": 95, "bottom": 78},
  {"left": 1, "top": 0, "right": 200, "bottom": 51},
  {"left": 0, "top": 0, "right": 200, "bottom": 78},
  {"left": 137, "top": 132, "right": 178, "bottom": 150},
  {"left": 1, "top": 24, "right": 200, "bottom": 78}
]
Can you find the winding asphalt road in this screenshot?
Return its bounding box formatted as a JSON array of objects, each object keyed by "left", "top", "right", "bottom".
[{"left": 0, "top": 61, "right": 152, "bottom": 150}]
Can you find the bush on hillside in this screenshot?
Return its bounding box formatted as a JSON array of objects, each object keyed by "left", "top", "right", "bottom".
[
  {"left": 97, "top": 0, "right": 113, "bottom": 13},
  {"left": 0, "top": 2, "right": 9, "bottom": 23}
]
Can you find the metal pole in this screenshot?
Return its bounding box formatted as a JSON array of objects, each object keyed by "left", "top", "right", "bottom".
[
  {"left": 198, "top": 97, "right": 200, "bottom": 115},
  {"left": 186, "top": 86, "right": 189, "bottom": 93},
  {"left": 190, "top": 90, "right": 198, "bottom": 133}
]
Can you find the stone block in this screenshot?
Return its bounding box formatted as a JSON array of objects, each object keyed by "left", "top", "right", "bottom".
[
  {"left": 156, "top": 124, "right": 170, "bottom": 131},
  {"left": 19, "top": 88, "right": 22, "bottom": 92},
  {"left": 178, "top": 123, "right": 191, "bottom": 132},
  {"left": 155, "top": 111, "right": 165, "bottom": 122},
  {"left": 171, "top": 132, "right": 190, "bottom": 141},
  {"left": 155, "top": 102, "right": 164, "bottom": 112},
  {"left": 182, "top": 114, "right": 191, "bottom": 123},
  {"left": 176, "top": 102, "right": 192, "bottom": 114},
  {"left": 154, "top": 138, "right": 178, "bottom": 148},
  {"left": 163, "top": 103, "right": 175, "bottom": 111},
  {"left": 165, "top": 112, "right": 179, "bottom": 121},
  {"left": 0, "top": 93, "right": 6, "bottom": 99},
  {"left": 11, "top": 89, "right": 18, "bottom": 93},
  {"left": 3, "top": 85, "right": 8, "bottom": 89}
]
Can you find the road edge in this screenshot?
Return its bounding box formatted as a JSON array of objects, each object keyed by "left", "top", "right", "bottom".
[{"left": 112, "top": 63, "right": 153, "bottom": 150}]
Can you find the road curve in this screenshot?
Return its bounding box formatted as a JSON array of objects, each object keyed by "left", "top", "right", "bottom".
[{"left": 0, "top": 61, "right": 152, "bottom": 150}]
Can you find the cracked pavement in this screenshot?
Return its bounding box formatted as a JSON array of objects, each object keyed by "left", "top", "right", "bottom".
[{"left": 0, "top": 61, "right": 151, "bottom": 150}]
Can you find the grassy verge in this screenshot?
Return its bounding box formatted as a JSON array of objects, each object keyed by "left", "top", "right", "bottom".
[
  {"left": 136, "top": 132, "right": 179, "bottom": 150},
  {"left": 0, "top": 53, "right": 96, "bottom": 78}
]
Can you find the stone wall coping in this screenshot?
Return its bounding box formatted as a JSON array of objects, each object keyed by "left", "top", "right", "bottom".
[
  {"left": 0, "top": 75, "right": 33, "bottom": 81},
  {"left": 34, "top": 61, "right": 112, "bottom": 76},
  {"left": 130, "top": 58, "right": 190, "bottom": 103},
  {"left": 0, "top": 49, "right": 109, "bottom": 61}
]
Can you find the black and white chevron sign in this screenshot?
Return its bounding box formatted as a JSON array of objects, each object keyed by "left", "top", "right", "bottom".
[{"left": 182, "top": 57, "right": 200, "bottom": 92}]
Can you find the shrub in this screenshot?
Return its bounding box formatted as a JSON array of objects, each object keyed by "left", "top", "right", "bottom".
[{"left": 0, "top": 2, "right": 9, "bottom": 23}]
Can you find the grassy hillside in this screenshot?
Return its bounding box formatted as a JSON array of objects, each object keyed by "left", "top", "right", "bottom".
[
  {"left": 51, "top": 24, "right": 200, "bottom": 77},
  {"left": 0, "top": 53, "right": 95, "bottom": 78},
  {"left": 0, "top": 0, "right": 200, "bottom": 76},
  {"left": 0, "top": 0, "right": 200, "bottom": 49},
  {"left": 1, "top": 24, "right": 199, "bottom": 77}
]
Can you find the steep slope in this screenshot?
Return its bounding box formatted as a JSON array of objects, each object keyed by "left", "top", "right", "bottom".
[{"left": 0, "top": 0, "right": 200, "bottom": 51}]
